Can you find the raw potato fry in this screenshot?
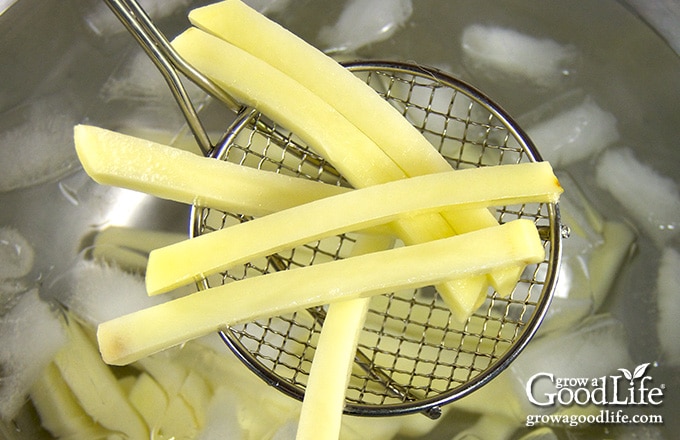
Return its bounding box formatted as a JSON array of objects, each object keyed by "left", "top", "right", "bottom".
[
  {"left": 188, "top": 0, "right": 449, "bottom": 175},
  {"left": 188, "top": 0, "right": 519, "bottom": 296},
  {"left": 297, "top": 235, "right": 394, "bottom": 440},
  {"left": 93, "top": 226, "right": 186, "bottom": 255},
  {"left": 128, "top": 373, "right": 169, "bottom": 430},
  {"left": 30, "top": 363, "right": 110, "bottom": 439},
  {"left": 54, "top": 317, "right": 149, "bottom": 438},
  {"left": 298, "top": 299, "right": 370, "bottom": 440},
  {"left": 98, "top": 219, "right": 545, "bottom": 366},
  {"left": 170, "top": 26, "right": 515, "bottom": 317},
  {"left": 171, "top": 29, "right": 407, "bottom": 187},
  {"left": 146, "top": 162, "right": 562, "bottom": 295},
  {"left": 74, "top": 124, "right": 349, "bottom": 217},
  {"left": 93, "top": 225, "right": 186, "bottom": 272}
]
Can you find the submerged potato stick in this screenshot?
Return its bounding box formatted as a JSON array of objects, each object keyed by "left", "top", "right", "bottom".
[
  {"left": 145, "top": 162, "right": 562, "bottom": 295},
  {"left": 98, "top": 219, "right": 546, "bottom": 366}
]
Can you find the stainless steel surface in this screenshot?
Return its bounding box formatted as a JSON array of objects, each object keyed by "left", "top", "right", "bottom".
[{"left": 1, "top": 0, "right": 679, "bottom": 438}]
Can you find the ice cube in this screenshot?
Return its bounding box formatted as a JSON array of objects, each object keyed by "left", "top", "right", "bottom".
[
  {"left": 508, "top": 314, "right": 632, "bottom": 417},
  {"left": 98, "top": 49, "right": 208, "bottom": 144},
  {"left": 461, "top": 24, "right": 579, "bottom": 89},
  {"left": 318, "top": 0, "right": 413, "bottom": 53},
  {"left": 82, "top": 0, "right": 192, "bottom": 38},
  {"left": 525, "top": 96, "right": 619, "bottom": 168},
  {"left": 0, "top": 289, "right": 67, "bottom": 420},
  {"left": 0, "top": 95, "right": 81, "bottom": 192},
  {"left": 0, "top": 227, "right": 34, "bottom": 280},
  {"left": 100, "top": 50, "right": 205, "bottom": 105},
  {"left": 538, "top": 173, "right": 636, "bottom": 335},
  {"left": 656, "top": 247, "right": 680, "bottom": 365},
  {"left": 243, "top": 0, "right": 291, "bottom": 15},
  {"left": 50, "top": 258, "right": 179, "bottom": 327},
  {"left": 197, "top": 387, "right": 243, "bottom": 440},
  {"left": 595, "top": 147, "right": 680, "bottom": 246}
]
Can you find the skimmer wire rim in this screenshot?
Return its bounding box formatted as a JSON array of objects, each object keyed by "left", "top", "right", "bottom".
[{"left": 189, "top": 60, "right": 562, "bottom": 418}]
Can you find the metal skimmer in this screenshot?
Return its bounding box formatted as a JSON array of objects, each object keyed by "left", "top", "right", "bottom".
[{"left": 105, "top": 0, "right": 563, "bottom": 419}]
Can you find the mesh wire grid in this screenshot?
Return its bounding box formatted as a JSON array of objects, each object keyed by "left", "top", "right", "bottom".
[{"left": 189, "top": 61, "right": 561, "bottom": 418}]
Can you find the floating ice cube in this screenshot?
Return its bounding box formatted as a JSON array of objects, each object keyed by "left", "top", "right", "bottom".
[
  {"left": 318, "top": 0, "right": 413, "bottom": 53},
  {"left": 508, "top": 314, "right": 632, "bottom": 417},
  {"left": 82, "top": 0, "right": 192, "bottom": 37},
  {"left": 0, "top": 289, "right": 67, "bottom": 420},
  {"left": 461, "top": 24, "right": 579, "bottom": 89},
  {"left": 270, "top": 420, "right": 297, "bottom": 440},
  {"left": 0, "top": 279, "right": 28, "bottom": 307},
  {"left": 100, "top": 50, "right": 205, "bottom": 105},
  {"left": 525, "top": 96, "right": 619, "bottom": 168},
  {"left": 595, "top": 148, "right": 680, "bottom": 246},
  {"left": 0, "top": 227, "right": 34, "bottom": 280},
  {"left": 243, "top": 0, "right": 292, "bottom": 15},
  {"left": 99, "top": 49, "right": 208, "bottom": 144},
  {"left": 537, "top": 173, "right": 636, "bottom": 335},
  {"left": 0, "top": 95, "right": 81, "bottom": 192},
  {"left": 656, "top": 247, "right": 680, "bottom": 365},
  {"left": 197, "top": 388, "right": 243, "bottom": 440},
  {"left": 50, "top": 258, "right": 180, "bottom": 327}
]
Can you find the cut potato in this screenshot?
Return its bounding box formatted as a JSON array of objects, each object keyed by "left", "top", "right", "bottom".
[
  {"left": 53, "top": 317, "right": 148, "bottom": 438},
  {"left": 146, "top": 161, "right": 561, "bottom": 295},
  {"left": 92, "top": 225, "right": 186, "bottom": 272},
  {"left": 170, "top": 24, "right": 524, "bottom": 316},
  {"left": 30, "top": 363, "right": 110, "bottom": 439},
  {"left": 168, "top": 30, "right": 475, "bottom": 300},
  {"left": 187, "top": 0, "right": 521, "bottom": 299},
  {"left": 98, "top": 219, "right": 545, "bottom": 366},
  {"left": 128, "top": 372, "right": 169, "bottom": 430},
  {"left": 74, "top": 124, "right": 349, "bottom": 217},
  {"left": 187, "top": 0, "right": 448, "bottom": 177},
  {"left": 172, "top": 29, "right": 406, "bottom": 187},
  {"left": 296, "top": 235, "right": 394, "bottom": 440},
  {"left": 297, "top": 299, "right": 371, "bottom": 440}
]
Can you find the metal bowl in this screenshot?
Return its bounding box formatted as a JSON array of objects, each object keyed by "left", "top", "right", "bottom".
[{"left": 1, "top": 1, "right": 678, "bottom": 439}]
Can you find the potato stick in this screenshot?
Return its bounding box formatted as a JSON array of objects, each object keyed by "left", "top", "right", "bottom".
[
  {"left": 93, "top": 226, "right": 186, "bottom": 256},
  {"left": 92, "top": 226, "right": 187, "bottom": 272},
  {"left": 171, "top": 28, "right": 502, "bottom": 317},
  {"left": 297, "top": 235, "right": 394, "bottom": 440},
  {"left": 30, "top": 363, "right": 111, "bottom": 439},
  {"left": 54, "top": 318, "right": 149, "bottom": 438},
  {"left": 146, "top": 162, "right": 561, "bottom": 295},
  {"left": 98, "top": 219, "right": 545, "bottom": 366},
  {"left": 74, "top": 124, "right": 349, "bottom": 218},
  {"left": 189, "top": 0, "right": 448, "bottom": 176},
  {"left": 442, "top": 207, "right": 524, "bottom": 297},
  {"left": 172, "top": 29, "right": 407, "bottom": 187},
  {"left": 188, "top": 0, "right": 520, "bottom": 295}
]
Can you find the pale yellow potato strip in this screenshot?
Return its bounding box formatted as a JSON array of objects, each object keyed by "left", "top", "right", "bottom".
[
  {"left": 30, "top": 363, "right": 110, "bottom": 439},
  {"left": 169, "top": 29, "right": 490, "bottom": 314},
  {"left": 297, "top": 235, "right": 394, "bottom": 440},
  {"left": 188, "top": 0, "right": 449, "bottom": 175},
  {"left": 188, "top": 0, "right": 519, "bottom": 295},
  {"left": 171, "top": 29, "right": 407, "bottom": 187},
  {"left": 74, "top": 124, "right": 348, "bottom": 217},
  {"left": 54, "top": 318, "right": 149, "bottom": 438},
  {"left": 97, "top": 219, "right": 545, "bottom": 366},
  {"left": 145, "top": 162, "right": 561, "bottom": 295}
]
